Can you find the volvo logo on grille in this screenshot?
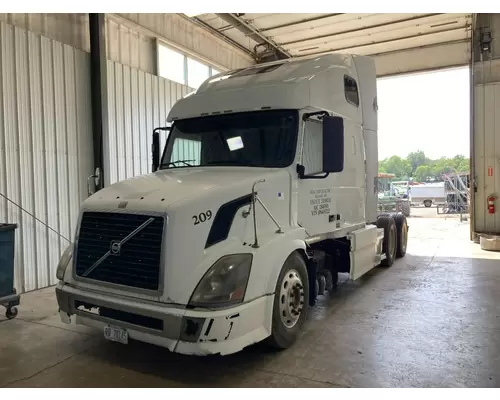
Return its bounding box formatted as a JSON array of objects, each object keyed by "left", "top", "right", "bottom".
[
  {"left": 81, "top": 217, "right": 155, "bottom": 278},
  {"left": 110, "top": 240, "right": 121, "bottom": 255}
]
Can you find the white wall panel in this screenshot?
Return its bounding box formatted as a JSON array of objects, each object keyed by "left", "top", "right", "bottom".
[
  {"left": 0, "top": 21, "right": 93, "bottom": 293},
  {"left": 0, "top": 13, "right": 90, "bottom": 53},
  {"left": 374, "top": 41, "right": 470, "bottom": 77},
  {"left": 472, "top": 14, "right": 500, "bottom": 237},
  {"left": 474, "top": 83, "right": 500, "bottom": 234},
  {"left": 105, "top": 59, "right": 193, "bottom": 186},
  {"left": 115, "top": 13, "right": 253, "bottom": 71}
]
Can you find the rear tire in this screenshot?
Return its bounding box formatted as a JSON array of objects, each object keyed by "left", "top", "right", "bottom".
[
  {"left": 401, "top": 201, "right": 411, "bottom": 217},
  {"left": 424, "top": 200, "right": 432, "bottom": 208},
  {"left": 392, "top": 213, "right": 408, "bottom": 258},
  {"left": 266, "top": 252, "right": 310, "bottom": 350},
  {"left": 376, "top": 215, "right": 397, "bottom": 267}
]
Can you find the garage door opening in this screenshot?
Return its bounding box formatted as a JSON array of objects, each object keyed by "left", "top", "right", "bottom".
[{"left": 376, "top": 67, "right": 471, "bottom": 236}]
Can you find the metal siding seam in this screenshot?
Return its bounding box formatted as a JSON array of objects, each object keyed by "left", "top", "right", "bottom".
[
  {"left": 29, "top": 33, "right": 49, "bottom": 289},
  {"left": 145, "top": 73, "right": 153, "bottom": 174},
  {"left": 138, "top": 70, "right": 147, "bottom": 175},
  {"left": 115, "top": 62, "right": 125, "bottom": 182},
  {"left": 123, "top": 65, "right": 133, "bottom": 179},
  {"left": 158, "top": 79, "right": 166, "bottom": 151},
  {"left": 0, "top": 24, "right": 8, "bottom": 241},
  {"left": 53, "top": 40, "right": 69, "bottom": 280},
  {"left": 16, "top": 27, "right": 35, "bottom": 291},
  {"left": 63, "top": 45, "right": 79, "bottom": 245},
  {"left": 130, "top": 68, "right": 141, "bottom": 176},
  {"left": 3, "top": 23, "right": 24, "bottom": 293},
  {"left": 495, "top": 85, "right": 500, "bottom": 232},
  {"left": 105, "top": 59, "right": 116, "bottom": 185},
  {"left": 153, "top": 75, "right": 160, "bottom": 133},
  {"left": 159, "top": 78, "right": 166, "bottom": 129},
  {"left": 41, "top": 36, "right": 59, "bottom": 288}
]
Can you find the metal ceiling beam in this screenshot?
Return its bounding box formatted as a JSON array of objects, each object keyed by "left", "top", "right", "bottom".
[
  {"left": 294, "top": 38, "right": 469, "bottom": 62},
  {"left": 259, "top": 14, "right": 345, "bottom": 33},
  {"left": 368, "top": 38, "right": 469, "bottom": 58},
  {"left": 294, "top": 26, "right": 470, "bottom": 58},
  {"left": 281, "top": 13, "right": 444, "bottom": 46},
  {"left": 189, "top": 16, "right": 256, "bottom": 60},
  {"left": 215, "top": 13, "right": 291, "bottom": 60}
]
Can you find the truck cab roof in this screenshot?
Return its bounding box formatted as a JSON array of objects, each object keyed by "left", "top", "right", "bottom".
[{"left": 167, "top": 53, "right": 376, "bottom": 131}]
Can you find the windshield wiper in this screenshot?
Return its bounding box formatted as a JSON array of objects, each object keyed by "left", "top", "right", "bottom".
[{"left": 162, "top": 159, "right": 195, "bottom": 168}]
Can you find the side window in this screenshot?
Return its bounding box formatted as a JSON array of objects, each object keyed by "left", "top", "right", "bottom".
[
  {"left": 344, "top": 75, "right": 359, "bottom": 107},
  {"left": 302, "top": 120, "right": 323, "bottom": 175}
]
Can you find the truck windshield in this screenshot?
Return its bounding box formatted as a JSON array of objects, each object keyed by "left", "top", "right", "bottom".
[{"left": 159, "top": 110, "right": 298, "bottom": 169}]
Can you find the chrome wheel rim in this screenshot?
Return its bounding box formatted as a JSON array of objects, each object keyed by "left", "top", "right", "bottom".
[{"left": 279, "top": 269, "right": 305, "bottom": 329}]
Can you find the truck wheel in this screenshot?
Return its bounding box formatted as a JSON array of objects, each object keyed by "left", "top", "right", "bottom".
[
  {"left": 424, "top": 200, "right": 432, "bottom": 208},
  {"left": 266, "top": 252, "right": 309, "bottom": 350},
  {"left": 393, "top": 213, "right": 408, "bottom": 258},
  {"left": 376, "top": 215, "right": 397, "bottom": 267}
]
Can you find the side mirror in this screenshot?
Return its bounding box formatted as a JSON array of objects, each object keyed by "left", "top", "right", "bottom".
[
  {"left": 152, "top": 129, "right": 161, "bottom": 172},
  {"left": 322, "top": 116, "right": 344, "bottom": 173}
]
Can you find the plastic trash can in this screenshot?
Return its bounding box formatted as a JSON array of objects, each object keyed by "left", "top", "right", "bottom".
[{"left": 0, "top": 223, "right": 19, "bottom": 319}]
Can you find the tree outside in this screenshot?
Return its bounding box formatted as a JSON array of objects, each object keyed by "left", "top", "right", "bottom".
[{"left": 379, "top": 150, "right": 469, "bottom": 182}]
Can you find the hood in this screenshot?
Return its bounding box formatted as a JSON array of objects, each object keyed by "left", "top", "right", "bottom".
[
  {"left": 83, "top": 167, "right": 284, "bottom": 213},
  {"left": 72, "top": 166, "right": 293, "bottom": 305}
]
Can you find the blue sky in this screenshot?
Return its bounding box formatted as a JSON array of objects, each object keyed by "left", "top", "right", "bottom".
[{"left": 377, "top": 67, "right": 470, "bottom": 161}]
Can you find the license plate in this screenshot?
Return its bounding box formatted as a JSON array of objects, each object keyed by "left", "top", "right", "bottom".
[{"left": 104, "top": 325, "right": 128, "bottom": 344}]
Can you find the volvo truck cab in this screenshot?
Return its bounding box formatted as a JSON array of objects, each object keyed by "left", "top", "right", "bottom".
[{"left": 55, "top": 53, "right": 408, "bottom": 356}]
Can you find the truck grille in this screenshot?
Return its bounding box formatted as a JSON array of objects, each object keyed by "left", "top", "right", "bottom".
[{"left": 75, "top": 211, "right": 164, "bottom": 291}]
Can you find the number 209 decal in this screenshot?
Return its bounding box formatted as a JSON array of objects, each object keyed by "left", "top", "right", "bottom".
[{"left": 193, "top": 210, "right": 213, "bottom": 225}]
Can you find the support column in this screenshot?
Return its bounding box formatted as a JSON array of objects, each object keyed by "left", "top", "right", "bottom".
[
  {"left": 472, "top": 13, "right": 500, "bottom": 239},
  {"left": 89, "top": 13, "right": 108, "bottom": 191}
]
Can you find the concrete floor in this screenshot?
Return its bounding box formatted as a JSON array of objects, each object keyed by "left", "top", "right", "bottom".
[{"left": 1, "top": 210, "right": 500, "bottom": 388}]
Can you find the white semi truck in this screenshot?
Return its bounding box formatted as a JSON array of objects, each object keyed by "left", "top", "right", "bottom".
[{"left": 55, "top": 54, "right": 409, "bottom": 356}]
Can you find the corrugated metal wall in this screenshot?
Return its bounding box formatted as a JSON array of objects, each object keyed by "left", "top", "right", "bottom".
[
  {"left": 474, "top": 82, "right": 500, "bottom": 233},
  {"left": 115, "top": 13, "right": 253, "bottom": 71},
  {"left": 472, "top": 14, "right": 500, "bottom": 236},
  {"left": 105, "top": 59, "right": 193, "bottom": 185},
  {"left": 0, "top": 21, "right": 93, "bottom": 293}
]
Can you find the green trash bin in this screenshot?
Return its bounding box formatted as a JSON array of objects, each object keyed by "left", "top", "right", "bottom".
[{"left": 0, "top": 223, "right": 19, "bottom": 319}]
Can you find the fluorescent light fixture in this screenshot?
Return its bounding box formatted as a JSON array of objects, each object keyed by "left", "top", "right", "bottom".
[{"left": 184, "top": 13, "right": 202, "bottom": 17}]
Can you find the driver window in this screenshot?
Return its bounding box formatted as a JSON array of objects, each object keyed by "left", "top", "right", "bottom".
[{"left": 302, "top": 120, "right": 323, "bottom": 175}]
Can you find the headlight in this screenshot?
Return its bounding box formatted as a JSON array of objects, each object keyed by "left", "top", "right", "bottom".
[
  {"left": 189, "top": 254, "right": 252, "bottom": 308},
  {"left": 56, "top": 244, "right": 73, "bottom": 281}
]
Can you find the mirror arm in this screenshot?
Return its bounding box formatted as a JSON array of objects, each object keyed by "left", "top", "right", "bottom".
[{"left": 296, "top": 164, "right": 330, "bottom": 180}]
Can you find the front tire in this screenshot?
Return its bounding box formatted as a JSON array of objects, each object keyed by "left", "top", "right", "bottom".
[
  {"left": 424, "top": 200, "right": 432, "bottom": 208},
  {"left": 266, "top": 252, "right": 309, "bottom": 350}
]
